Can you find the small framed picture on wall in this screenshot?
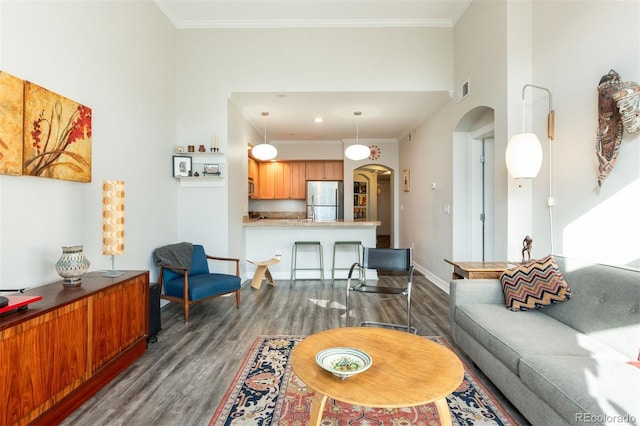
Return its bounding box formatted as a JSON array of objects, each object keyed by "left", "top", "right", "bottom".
[
  {"left": 173, "top": 155, "right": 192, "bottom": 177},
  {"left": 403, "top": 169, "right": 410, "bottom": 192}
]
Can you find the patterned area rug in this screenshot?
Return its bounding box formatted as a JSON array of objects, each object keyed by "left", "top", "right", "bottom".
[{"left": 210, "top": 335, "right": 516, "bottom": 425}]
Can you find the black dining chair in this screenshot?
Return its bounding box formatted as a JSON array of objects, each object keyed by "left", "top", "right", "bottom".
[{"left": 345, "top": 247, "right": 416, "bottom": 333}]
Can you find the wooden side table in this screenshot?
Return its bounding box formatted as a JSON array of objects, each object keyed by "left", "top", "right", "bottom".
[
  {"left": 248, "top": 258, "right": 280, "bottom": 289},
  {"left": 291, "top": 327, "right": 464, "bottom": 426},
  {"left": 444, "top": 259, "right": 516, "bottom": 280}
]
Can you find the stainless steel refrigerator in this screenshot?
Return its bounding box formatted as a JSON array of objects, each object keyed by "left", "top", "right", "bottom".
[{"left": 307, "top": 181, "right": 344, "bottom": 221}]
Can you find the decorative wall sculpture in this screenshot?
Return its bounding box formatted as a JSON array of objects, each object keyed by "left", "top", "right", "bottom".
[
  {"left": 595, "top": 69, "right": 639, "bottom": 187},
  {"left": 0, "top": 72, "right": 25, "bottom": 176},
  {"left": 23, "top": 82, "right": 92, "bottom": 182}
]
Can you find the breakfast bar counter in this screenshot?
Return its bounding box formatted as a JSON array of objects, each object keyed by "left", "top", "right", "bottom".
[
  {"left": 243, "top": 218, "right": 381, "bottom": 228},
  {"left": 244, "top": 219, "right": 380, "bottom": 282}
]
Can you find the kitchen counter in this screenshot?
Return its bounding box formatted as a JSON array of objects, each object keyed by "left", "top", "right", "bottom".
[
  {"left": 244, "top": 219, "right": 380, "bottom": 281},
  {"left": 243, "top": 218, "right": 381, "bottom": 227}
]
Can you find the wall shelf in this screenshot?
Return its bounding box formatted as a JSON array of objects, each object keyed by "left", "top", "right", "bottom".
[
  {"left": 177, "top": 151, "right": 225, "bottom": 158},
  {"left": 177, "top": 175, "right": 224, "bottom": 187},
  {"left": 173, "top": 150, "right": 226, "bottom": 187}
]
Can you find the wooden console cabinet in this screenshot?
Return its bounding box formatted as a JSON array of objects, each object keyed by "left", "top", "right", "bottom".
[{"left": 0, "top": 270, "right": 149, "bottom": 426}]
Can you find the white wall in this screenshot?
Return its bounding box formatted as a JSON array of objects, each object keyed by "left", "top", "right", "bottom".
[
  {"left": 175, "top": 26, "right": 453, "bottom": 263},
  {"left": 400, "top": 0, "right": 639, "bottom": 293},
  {"left": 399, "top": 100, "right": 454, "bottom": 287},
  {"left": 531, "top": 0, "right": 640, "bottom": 267},
  {"left": 3, "top": 0, "right": 635, "bottom": 293},
  {"left": 0, "top": 1, "right": 177, "bottom": 288}
]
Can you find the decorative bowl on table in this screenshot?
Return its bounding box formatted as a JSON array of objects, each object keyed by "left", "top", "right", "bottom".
[{"left": 315, "top": 347, "right": 372, "bottom": 380}]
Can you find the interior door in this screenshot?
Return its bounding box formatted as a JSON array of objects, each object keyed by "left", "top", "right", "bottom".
[{"left": 470, "top": 137, "right": 495, "bottom": 261}]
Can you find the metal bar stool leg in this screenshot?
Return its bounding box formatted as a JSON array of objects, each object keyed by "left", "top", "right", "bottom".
[
  {"left": 290, "top": 243, "right": 297, "bottom": 286},
  {"left": 331, "top": 241, "right": 363, "bottom": 285},
  {"left": 291, "top": 241, "right": 324, "bottom": 286}
]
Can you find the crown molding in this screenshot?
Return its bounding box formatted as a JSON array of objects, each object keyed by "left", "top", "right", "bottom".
[{"left": 173, "top": 18, "right": 454, "bottom": 29}]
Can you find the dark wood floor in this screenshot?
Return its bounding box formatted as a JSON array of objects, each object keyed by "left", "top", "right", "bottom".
[{"left": 62, "top": 275, "right": 529, "bottom": 426}]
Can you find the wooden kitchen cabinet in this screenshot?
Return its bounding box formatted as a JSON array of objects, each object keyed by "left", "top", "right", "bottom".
[
  {"left": 257, "top": 162, "right": 276, "bottom": 199},
  {"left": 248, "top": 157, "right": 259, "bottom": 181},
  {"left": 274, "top": 162, "right": 291, "bottom": 199},
  {"left": 256, "top": 161, "right": 306, "bottom": 200},
  {"left": 305, "top": 161, "right": 343, "bottom": 180},
  {"left": 0, "top": 271, "right": 149, "bottom": 426},
  {"left": 290, "top": 162, "right": 306, "bottom": 199}
]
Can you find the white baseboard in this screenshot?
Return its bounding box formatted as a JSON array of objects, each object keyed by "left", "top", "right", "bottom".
[{"left": 413, "top": 261, "right": 450, "bottom": 295}]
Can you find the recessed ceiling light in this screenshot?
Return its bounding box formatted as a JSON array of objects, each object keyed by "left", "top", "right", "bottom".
[{"left": 314, "top": 117, "right": 323, "bottom": 123}]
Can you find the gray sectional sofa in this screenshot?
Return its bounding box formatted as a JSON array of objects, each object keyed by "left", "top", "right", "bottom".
[{"left": 449, "top": 255, "right": 640, "bottom": 425}]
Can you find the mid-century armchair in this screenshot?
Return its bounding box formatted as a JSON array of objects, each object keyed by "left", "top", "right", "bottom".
[{"left": 154, "top": 243, "right": 241, "bottom": 323}]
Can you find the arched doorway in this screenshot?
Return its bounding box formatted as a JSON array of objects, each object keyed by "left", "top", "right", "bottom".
[
  {"left": 354, "top": 165, "right": 393, "bottom": 248},
  {"left": 452, "top": 107, "right": 496, "bottom": 261}
]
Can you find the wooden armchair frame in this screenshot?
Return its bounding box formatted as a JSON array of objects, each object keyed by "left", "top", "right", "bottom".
[{"left": 158, "top": 253, "right": 241, "bottom": 323}]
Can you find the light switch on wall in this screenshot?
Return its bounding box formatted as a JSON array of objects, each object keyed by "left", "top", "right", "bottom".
[{"left": 443, "top": 204, "right": 451, "bottom": 214}]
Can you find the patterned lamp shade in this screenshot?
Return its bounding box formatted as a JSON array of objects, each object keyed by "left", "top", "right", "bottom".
[{"left": 102, "top": 180, "right": 125, "bottom": 256}]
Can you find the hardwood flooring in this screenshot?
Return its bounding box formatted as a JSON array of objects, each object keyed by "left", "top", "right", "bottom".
[{"left": 62, "top": 275, "right": 529, "bottom": 426}]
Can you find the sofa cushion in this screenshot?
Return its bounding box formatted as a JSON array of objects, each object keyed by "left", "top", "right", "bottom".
[
  {"left": 546, "top": 256, "right": 640, "bottom": 360},
  {"left": 500, "top": 255, "right": 571, "bottom": 311},
  {"left": 455, "top": 304, "right": 628, "bottom": 375},
  {"left": 520, "top": 356, "right": 640, "bottom": 425}
]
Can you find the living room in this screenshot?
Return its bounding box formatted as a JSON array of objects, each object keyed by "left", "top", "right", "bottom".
[{"left": 0, "top": 0, "right": 638, "bottom": 425}]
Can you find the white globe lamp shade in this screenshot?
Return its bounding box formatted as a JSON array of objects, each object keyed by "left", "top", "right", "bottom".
[
  {"left": 345, "top": 144, "right": 370, "bottom": 161},
  {"left": 252, "top": 143, "right": 277, "bottom": 161},
  {"left": 505, "top": 133, "right": 543, "bottom": 179}
]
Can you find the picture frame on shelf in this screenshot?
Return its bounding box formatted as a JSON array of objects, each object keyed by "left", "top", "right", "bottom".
[{"left": 173, "top": 155, "right": 192, "bottom": 177}]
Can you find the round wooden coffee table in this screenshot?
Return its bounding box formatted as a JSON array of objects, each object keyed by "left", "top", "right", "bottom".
[{"left": 291, "top": 327, "right": 464, "bottom": 425}]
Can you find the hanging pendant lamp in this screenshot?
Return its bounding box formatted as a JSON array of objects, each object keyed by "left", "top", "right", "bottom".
[
  {"left": 252, "top": 112, "right": 277, "bottom": 161},
  {"left": 345, "top": 111, "right": 370, "bottom": 161}
]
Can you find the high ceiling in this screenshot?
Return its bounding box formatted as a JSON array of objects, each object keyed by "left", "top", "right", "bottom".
[{"left": 155, "top": 1, "right": 471, "bottom": 142}]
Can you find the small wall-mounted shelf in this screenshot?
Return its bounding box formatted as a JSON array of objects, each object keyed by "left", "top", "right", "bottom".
[
  {"left": 173, "top": 150, "right": 226, "bottom": 188},
  {"left": 178, "top": 150, "right": 225, "bottom": 156},
  {"left": 178, "top": 175, "right": 224, "bottom": 188}
]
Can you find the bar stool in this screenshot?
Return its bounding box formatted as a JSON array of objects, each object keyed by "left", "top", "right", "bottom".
[
  {"left": 290, "top": 241, "right": 324, "bottom": 285},
  {"left": 332, "top": 241, "right": 364, "bottom": 284}
]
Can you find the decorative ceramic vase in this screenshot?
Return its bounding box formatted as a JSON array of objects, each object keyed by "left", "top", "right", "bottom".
[{"left": 55, "top": 245, "right": 90, "bottom": 287}]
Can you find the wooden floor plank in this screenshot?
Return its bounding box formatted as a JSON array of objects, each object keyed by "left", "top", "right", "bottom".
[{"left": 61, "top": 275, "right": 529, "bottom": 425}]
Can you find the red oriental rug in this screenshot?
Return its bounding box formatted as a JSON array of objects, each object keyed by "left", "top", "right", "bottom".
[{"left": 210, "top": 335, "right": 517, "bottom": 425}]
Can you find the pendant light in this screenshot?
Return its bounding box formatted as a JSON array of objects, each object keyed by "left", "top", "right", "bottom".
[
  {"left": 345, "top": 111, "right": 370, "bottom": 161},
  {"left": 252, "top": 112, "right": 277, "bottom": 161}
]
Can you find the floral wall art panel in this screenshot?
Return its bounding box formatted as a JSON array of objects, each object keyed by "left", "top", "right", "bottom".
[
  {"left": 23, "top": 82, "right": 92, "bottom": 182},
  {"left": 0, "top": 71, "right": 25, "bottom": 176}
]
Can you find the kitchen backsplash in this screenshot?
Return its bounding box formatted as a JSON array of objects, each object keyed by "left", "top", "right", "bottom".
[{"left": 249, "top": 210, "right": 306, "bottom": 219}]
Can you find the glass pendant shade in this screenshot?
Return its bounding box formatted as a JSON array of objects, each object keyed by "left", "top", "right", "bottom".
[
  {"left": 505, "top": 133, "right": 543, "bottom": 179},
  {"left": 345, "top": 111, "right": 369, "bottom": 161},
  {"left": 252, "top": 111, "right": 277, "bottom": 161},
  {"left": 252, "top": 143, "right": 277, "bottom": 161},
  {"left": 345, "top": 143, "right": 371, "bottom": 161}
]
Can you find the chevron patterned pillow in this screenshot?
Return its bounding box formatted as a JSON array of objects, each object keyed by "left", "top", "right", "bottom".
[{"left": 500, "top": 255, "right": 571, "bottom": 311}]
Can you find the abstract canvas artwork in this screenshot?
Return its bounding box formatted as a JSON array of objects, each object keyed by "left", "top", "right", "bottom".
[
  {"left": 0, "top": 72, "right": 25, "bottom": 176},
  {"left": 23, "top": 82, "right": 92, "bottom": 182}
]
